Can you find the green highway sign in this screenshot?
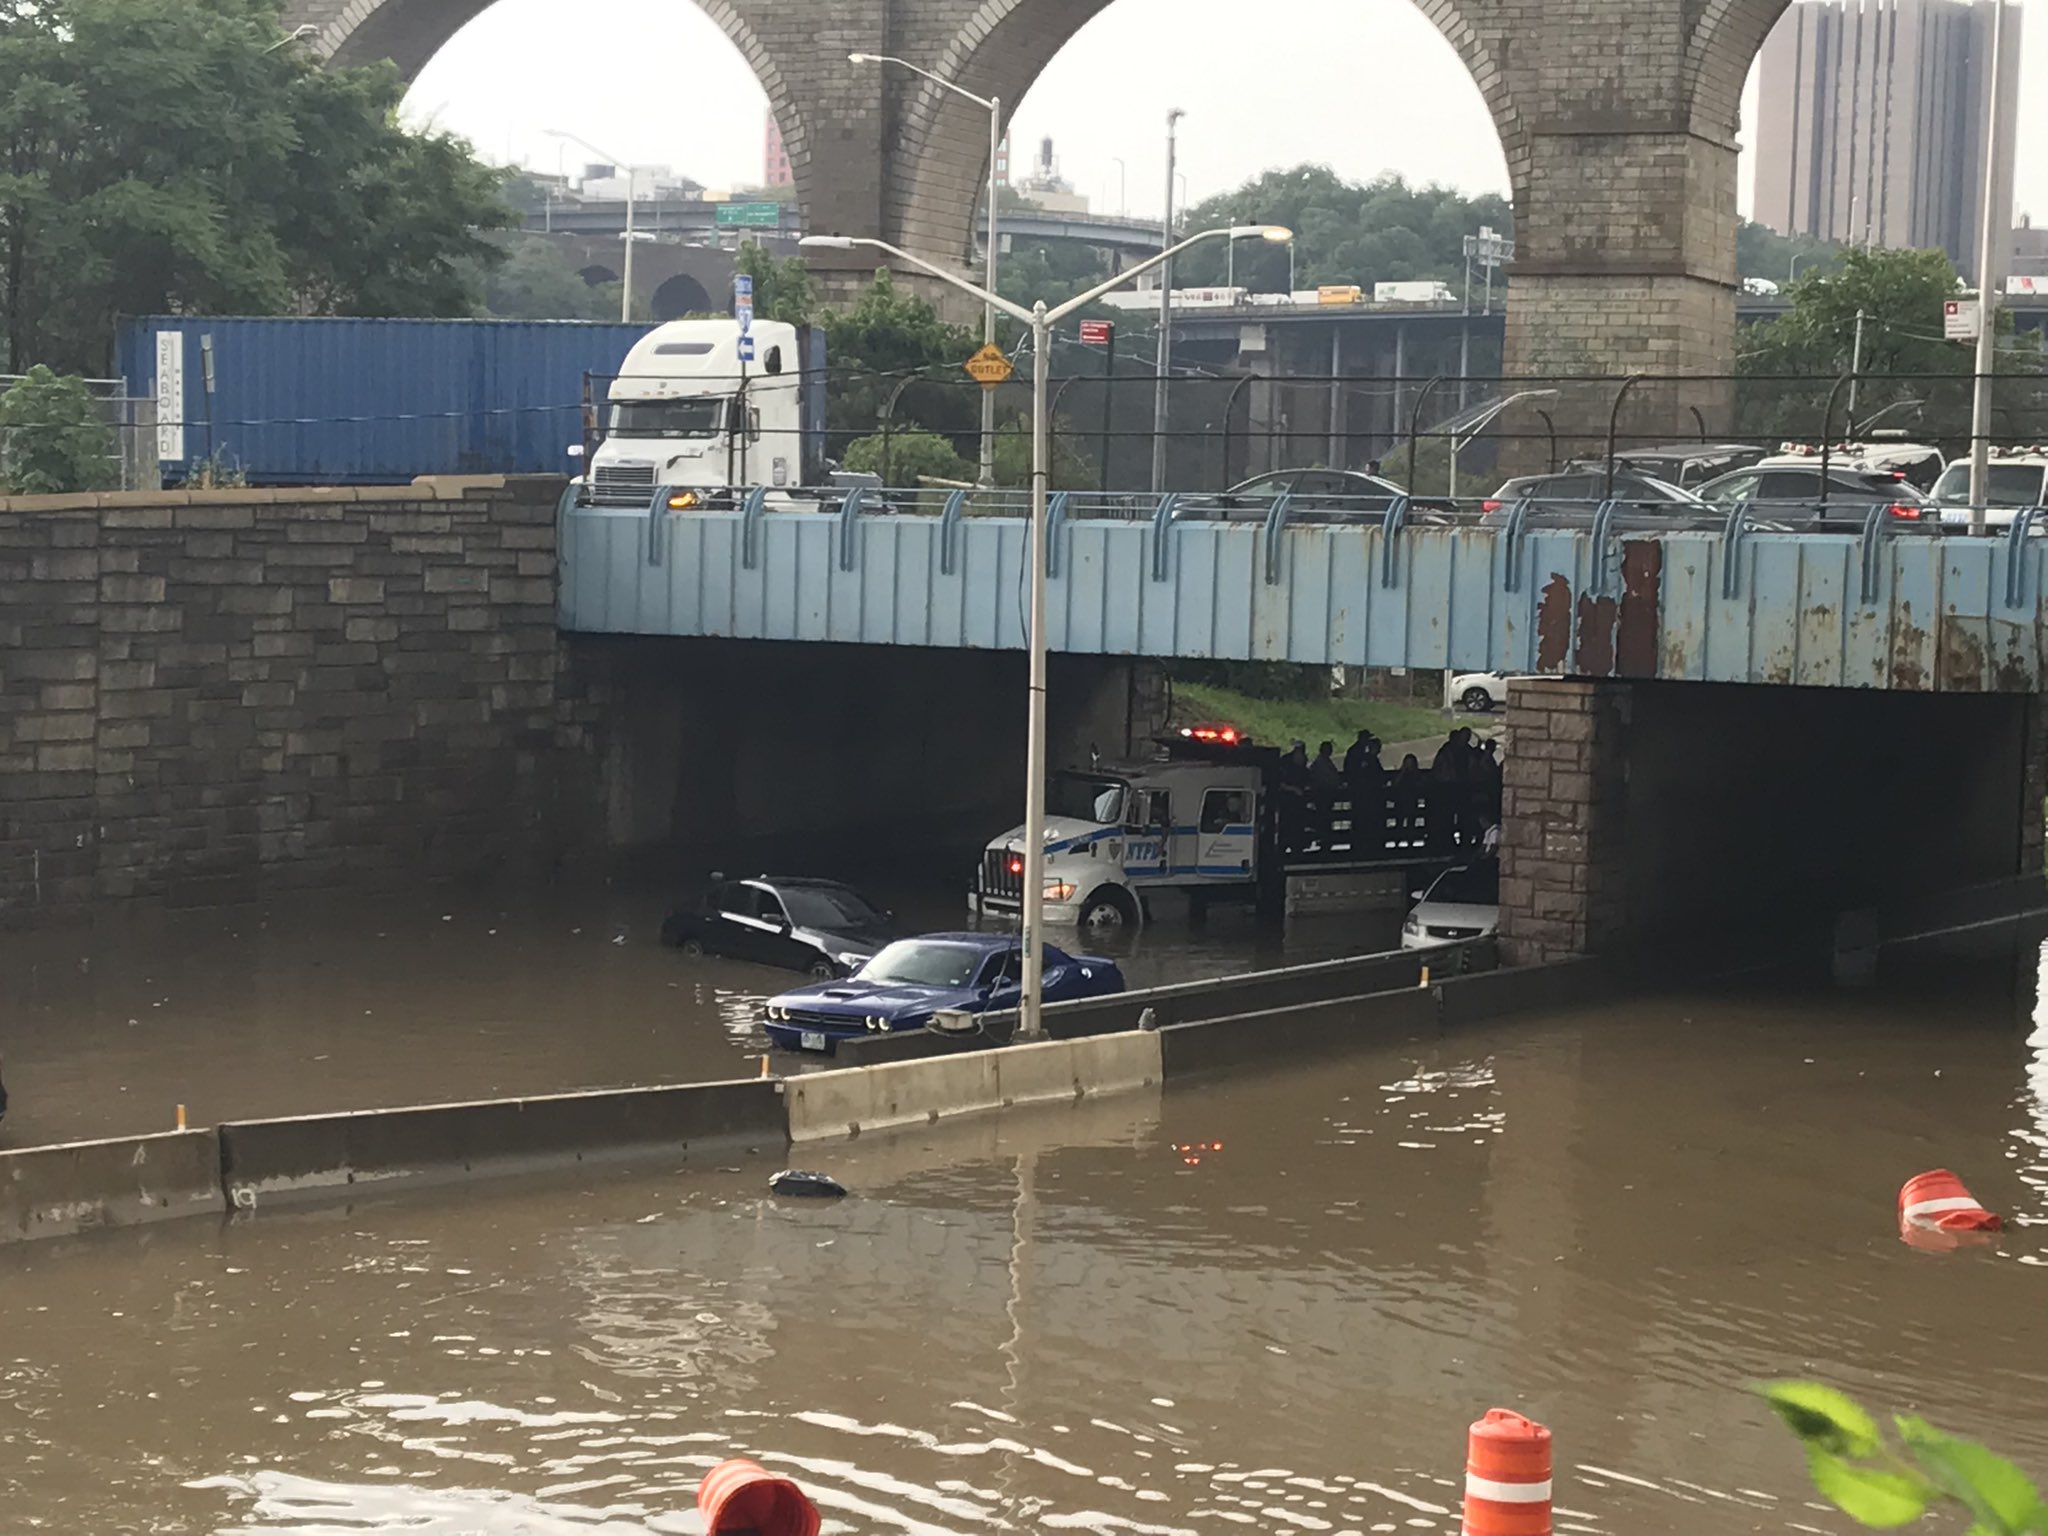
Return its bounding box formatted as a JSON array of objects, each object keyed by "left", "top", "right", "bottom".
[{"left": 715, "top": 202, "right": 784, "bottom": 229}]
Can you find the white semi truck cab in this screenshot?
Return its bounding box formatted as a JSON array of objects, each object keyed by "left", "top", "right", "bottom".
[
  {"left": 971, "top": 750, "right": 1272, "bottom": 933},
  {"left": 582, "top": 319, "right": 825, "bottom": 507}
]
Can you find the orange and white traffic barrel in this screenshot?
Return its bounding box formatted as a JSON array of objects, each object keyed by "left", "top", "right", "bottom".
[
  {"left": 697, "top": 1458, "right": 821, "bottom": 1536},
  {"left": 1463, "top": 1409, "right": 1552, "bottom": 1536},
  {"left": 1898, "top": 1170, "right": 2002, "bottom": 1235}
]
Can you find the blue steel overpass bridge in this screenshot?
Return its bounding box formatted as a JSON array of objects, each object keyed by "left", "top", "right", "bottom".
[{"left": 560, "top": 489, "right": 2048, "bottom": 693}]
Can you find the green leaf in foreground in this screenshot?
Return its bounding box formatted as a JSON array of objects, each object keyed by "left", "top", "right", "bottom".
[
  {"left": 1758, "top": 1381, "right": 1883, "bottom": 1458},
  {"left": 1806, "top": 1449, "right": 1935, "bottom": 1528},
  {"left": 1894, "top": 1417, "right": 2045, "bottom": 1536}
]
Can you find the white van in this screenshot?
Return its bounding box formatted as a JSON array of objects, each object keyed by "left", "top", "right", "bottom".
[{"left": 1930, "top": 451, "right": 2048, "bottom": 527}]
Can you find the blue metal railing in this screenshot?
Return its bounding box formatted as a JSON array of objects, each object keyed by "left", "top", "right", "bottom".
[{"left": 565, "top": 482, "right": 2048, "bottom": 601}]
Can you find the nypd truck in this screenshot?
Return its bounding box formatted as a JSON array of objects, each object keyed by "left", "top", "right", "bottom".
[{"left": 971, "top": 740, "right": 1275, "bottom": 932}]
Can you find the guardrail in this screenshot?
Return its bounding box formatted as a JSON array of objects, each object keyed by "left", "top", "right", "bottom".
[{"left": 569, "top": 481, "right": 2046, "bottom": 601}]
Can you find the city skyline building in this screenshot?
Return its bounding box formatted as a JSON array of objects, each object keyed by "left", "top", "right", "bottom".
[{"left": 1752, "top": 0, "right": 2020, "bottom": 278}]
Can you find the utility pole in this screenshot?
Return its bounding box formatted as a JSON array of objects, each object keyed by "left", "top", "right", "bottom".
[
  {"left": 1847, "top": 307, "right": 1866, "bottom": 419},
  {"left": 1150, "top": 108, "right": 1184, "bottom": 493},
  {"left": 1969, "top": 0, "right": 2014, "bottom": 527}
]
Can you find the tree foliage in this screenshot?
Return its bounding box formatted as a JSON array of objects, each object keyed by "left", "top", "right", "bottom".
[
  {"left": 0, "top": 366, "right": 119, "bottom": 494},
  {"left": 1736, "top": 246, "right": 2045, "bottom": 443},
  {"left": 733, "top": 242, "right": 818, "bottom": 326},
  {"left": 473, "top": 233, "right": 620, "bottom": 321},
  {"left": 0, "top": 0, "right": 513, "bottom": 374},
  {"left": 992, "top": 417, "right": 1096, "bottom": 490},
  {"left": 1760, "top": 1381, "right": 2045, "bottom": 1535},
  {"left": 1169, "top": 166, "right": 1512, "bottom": 295},
  {"left": 1737, "top": 222, "right": 1844, "bottom": 287},
  {"left": 841, "top": 428, "right": 972, "bottom": 485}
]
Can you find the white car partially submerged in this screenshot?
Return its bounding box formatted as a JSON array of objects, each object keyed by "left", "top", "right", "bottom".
[{"left": 1402, "top": 861, "right": 1500, "bottom": 950}]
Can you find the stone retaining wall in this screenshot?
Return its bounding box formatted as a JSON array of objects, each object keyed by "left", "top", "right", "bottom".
[{"left": 0, "top": 477, "right": 564, "bottom": 920}]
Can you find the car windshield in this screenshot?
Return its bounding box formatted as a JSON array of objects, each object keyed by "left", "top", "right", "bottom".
[
  {"left": 1049, "top": 773, "right": 1126, "bottom": 823},
  {"left": 609, "top": 398, "right": 724, "bottom": 439},
  {"left": 1427, "top": 863, "right": 1501, "bottom": 905},
  {"left": 861, "top": 941, "right": 986, "bottom": 988},
  {"left": 1930, "top": 462, "right": 2044, "bottom": 507},
  {"left": 780, "top": 885, "right": 886, "bottom": 928}
]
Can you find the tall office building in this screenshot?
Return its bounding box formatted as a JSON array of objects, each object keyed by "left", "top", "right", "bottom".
[
  {"left": 763, "top": 111, "right": 793, "bottom": 188},
  {"left": 1752, "top": 0, "right": 2020, "bottom": 279}
]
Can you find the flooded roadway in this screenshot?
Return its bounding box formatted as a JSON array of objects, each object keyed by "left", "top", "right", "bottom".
[
  {"left": 3, "top": 942, "right": 2046, "bottom": 1535},
  {"left": 0, "top": 876, "right": 1395, "bottom": 1147}
]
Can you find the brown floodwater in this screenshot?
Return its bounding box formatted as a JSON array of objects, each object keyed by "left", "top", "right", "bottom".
[
  {"left": 0, "top": 877, "right": 1393, "bottom": 1147},
  {"left": 2, "top": 941, "right": 2045, "bottom": 1535}
]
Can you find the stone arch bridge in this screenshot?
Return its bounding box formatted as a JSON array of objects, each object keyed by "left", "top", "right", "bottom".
[{"left": 288, "top": 0, "right": 1790, "bottom": 427}]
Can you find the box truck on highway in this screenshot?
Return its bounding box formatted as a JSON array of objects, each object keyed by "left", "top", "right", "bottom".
[{"left": 1373, "top": 280, "right": 1457, "bottom": 304}]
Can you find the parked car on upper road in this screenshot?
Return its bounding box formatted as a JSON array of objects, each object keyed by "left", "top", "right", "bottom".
[
  {"left": 762, "top": 934, "right": 1126, "bottom": 1054},
  {"left": 1186, "top": 470, "right": 1458, "bottom": 524},
  {"left": 1929, "top": 451, "right": 2048, "bottom": 526},
  {"left": 662, "top": 876, "right": 897, "bottom": 980},
  {"left": 1600, "top": 443, "right": 1768, "bottom": 488},
  {"left": 1482, "top": 470, "right": 1706, "bottom": 516},
  {"left": 1694, "top": 458, "right": 1935, "bottom": 528},
  {"left": 1402, "top": 861, "right": 1501, "bottom": 950},
  {"left": 1450, "top": 671, "right": 1509, "bottom": 712}
]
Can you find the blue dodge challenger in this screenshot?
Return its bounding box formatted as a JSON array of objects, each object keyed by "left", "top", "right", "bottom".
[{"left": 762, "top": 933, "right": 1125, "bottom": 1054}]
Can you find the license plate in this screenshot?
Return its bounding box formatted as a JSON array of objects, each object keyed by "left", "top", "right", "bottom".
[{"left": 800, "top": 1031, "right": 827, "bottom": 1052}]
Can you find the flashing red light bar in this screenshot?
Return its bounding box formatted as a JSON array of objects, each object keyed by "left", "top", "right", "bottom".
[{"left": 1177, "top": 724, "right": 1241, "bottom": 745}]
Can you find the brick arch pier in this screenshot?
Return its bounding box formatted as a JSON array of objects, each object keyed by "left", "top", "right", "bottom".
[{"left": 290, "top": 0, "right": 1796, "bottom": 417}]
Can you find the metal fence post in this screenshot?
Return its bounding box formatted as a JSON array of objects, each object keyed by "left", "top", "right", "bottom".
[
  {"left": 1817, "top": 371, "right": 1856, "bottom": 508},
  {"left": 1405, "top": 375, "right": 1445, "bottom": 493},
  {"left": 1602, "top": 375, "right": 1644, "bottom": 499}
]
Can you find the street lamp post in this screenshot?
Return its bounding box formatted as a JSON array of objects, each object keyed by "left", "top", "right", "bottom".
[
  {"left": 547, "top": 129, "right": 647, "bottom": 324},
  {"left": 1151, "top": 108, "right": 1186, "bottom": 493},
  {"left": 801, "top": 220, "right": 1292, "bottom": 1040},
  {"left": 263, "top": 23, "right": 319, "bottom": 53},
  {"left": 850, "top": 53, "right": 1002, "bottom": 488}
]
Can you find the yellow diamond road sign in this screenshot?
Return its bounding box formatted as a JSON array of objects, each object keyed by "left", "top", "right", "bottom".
[{"left": 964, "top": 343, "right": 1014, "bottom": 389}]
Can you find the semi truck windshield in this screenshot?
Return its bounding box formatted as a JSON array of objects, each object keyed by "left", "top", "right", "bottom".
[{"left": 610, "top": 398, "right": 725, "bottom": 438}]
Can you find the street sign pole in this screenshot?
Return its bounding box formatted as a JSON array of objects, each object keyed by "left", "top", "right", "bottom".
[{"left": 1100, "top": 328, "right": 1115, "bottom": 493}]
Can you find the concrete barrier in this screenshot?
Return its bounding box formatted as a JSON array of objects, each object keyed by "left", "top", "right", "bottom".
[
  {"left": 0, "top": 1130, "right": 223, "bottom": 1243},
  {"left": 834, "top": 941, "right": 1494, "bottom": 1067},
  {"left": 1158, "top": 987, "right": 1441, "bottom": 1078},
  {"left": 787, "top": 1031, "right": 1162, "bottom": 1142},
  {"left": 1434, "top": 956, "right": 1620, "bottom": 1026},
  {"left": 220, "top": 1078, "right": 785, "bottom": 1207}
]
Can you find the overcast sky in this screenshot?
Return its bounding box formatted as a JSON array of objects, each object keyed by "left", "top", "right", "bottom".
[{"left": 405, "top": 0, "right": 2048, "bottom": 229}]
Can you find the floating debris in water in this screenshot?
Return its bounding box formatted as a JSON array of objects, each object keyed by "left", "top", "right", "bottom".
[{"left": 770, "top": 1170, "right": 848, "bottom": 1199}]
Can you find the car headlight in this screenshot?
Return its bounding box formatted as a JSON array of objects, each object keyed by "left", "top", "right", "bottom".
[
  {"left": 1402, "top": 917, "right": 1422, "bottom": 936},
  {"left": 764, "top": 1005, "right": 781, "bottom": 1021},
  {"left": 865, "top": 1014, "right": 882, "bottom": 1030},
  {"left": 1044, "top": 882, "right": 1076, "bottom": 901}
]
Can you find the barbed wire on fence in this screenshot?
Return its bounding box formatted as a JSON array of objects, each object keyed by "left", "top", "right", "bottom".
[{"left": 10, "top": 363, "right": 2048, "bottom": 496}]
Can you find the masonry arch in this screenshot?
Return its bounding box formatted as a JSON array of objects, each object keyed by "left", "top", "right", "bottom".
[
  {"left": 652, "top": 273, "right": 716, "bottom": 321},
  {"left": 886, "top": 0, "right": 1528, "bottom": 259},
  {"left": 289, "top": 0, "right": 813, "bottom": 229}
]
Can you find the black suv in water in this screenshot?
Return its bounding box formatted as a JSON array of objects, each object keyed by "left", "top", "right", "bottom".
[{"left": 661, "top": 876, "right": 899, "bottom": 979}]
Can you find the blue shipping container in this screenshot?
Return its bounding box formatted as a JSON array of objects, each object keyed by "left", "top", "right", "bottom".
[{"left": 116, "top": 316, "right": 653, "bottom": 486}]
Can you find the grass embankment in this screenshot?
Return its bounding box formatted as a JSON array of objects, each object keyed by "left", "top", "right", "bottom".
[{"left": 1169, "top": 682, "right": 1450, "bottom": 753}]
